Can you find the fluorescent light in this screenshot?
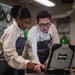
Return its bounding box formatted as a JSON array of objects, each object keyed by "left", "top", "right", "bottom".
[{"left": 33, "top": 0, "right": 55, "bottom": 7}]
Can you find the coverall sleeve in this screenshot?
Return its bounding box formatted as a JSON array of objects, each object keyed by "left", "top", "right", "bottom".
[
  {"left": 2, "top": 30, "right": 30, "bottom": 69},
  {"left": 26, "top": 29, "right": 41, "bottom": 64}
]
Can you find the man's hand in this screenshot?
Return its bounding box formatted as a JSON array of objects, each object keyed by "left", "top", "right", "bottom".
[
  {"left": 34, "top": 64, "right": 46, "bottom": 73},
  {"left": 27, "top": 62, "right": 46, "bottom": 73},
  {"left": 43, "top": 61, "right": 48, "bottom": 67},
  {"left": 26, "top": 62, "right": 34, "bottom": 71}
]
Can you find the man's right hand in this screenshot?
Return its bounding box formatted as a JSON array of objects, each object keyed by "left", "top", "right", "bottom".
[
  {"left": 34, "top": 64, "right": 46, "bottom": 73},
  {"left": 26, "top": 62, "right": 46, "bottom": 73},
  {"left": 26, "top": 62, "right": 34, "bottom": 71}
]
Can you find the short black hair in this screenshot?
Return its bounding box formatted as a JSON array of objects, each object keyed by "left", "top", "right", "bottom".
[
  {"left": 11, "top": 5, "right": 21, "bottom": 19},
  {"left": 17, "top": 7, "right": 31, "bottom": 19},
  {"left": 36, "top": 10, "right": 51, "bottom": 22}
]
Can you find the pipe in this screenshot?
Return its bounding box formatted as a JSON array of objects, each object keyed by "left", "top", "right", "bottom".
[{"left": 52, "top": 0, "right": 75, "bottom": 19}]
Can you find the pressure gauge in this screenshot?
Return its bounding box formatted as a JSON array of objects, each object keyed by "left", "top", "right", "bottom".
[
  {"left": 0, "top": 9, "right": 5, "bottom": 21},
  {"left": 6, "top": 12, "right": 12, "bottom": 23}
]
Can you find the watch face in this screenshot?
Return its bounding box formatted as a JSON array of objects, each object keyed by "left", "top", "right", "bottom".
[
  {"left": 0, "top": 9, "right": 5, "bottom": 21},
  {"left": 5, "top": 12, "right": 12, "bottom": 23}
]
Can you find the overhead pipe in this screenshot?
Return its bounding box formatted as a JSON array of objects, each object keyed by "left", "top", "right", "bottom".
[{"left": 52, "top": 0, "right": 75, "bottom": 19}]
